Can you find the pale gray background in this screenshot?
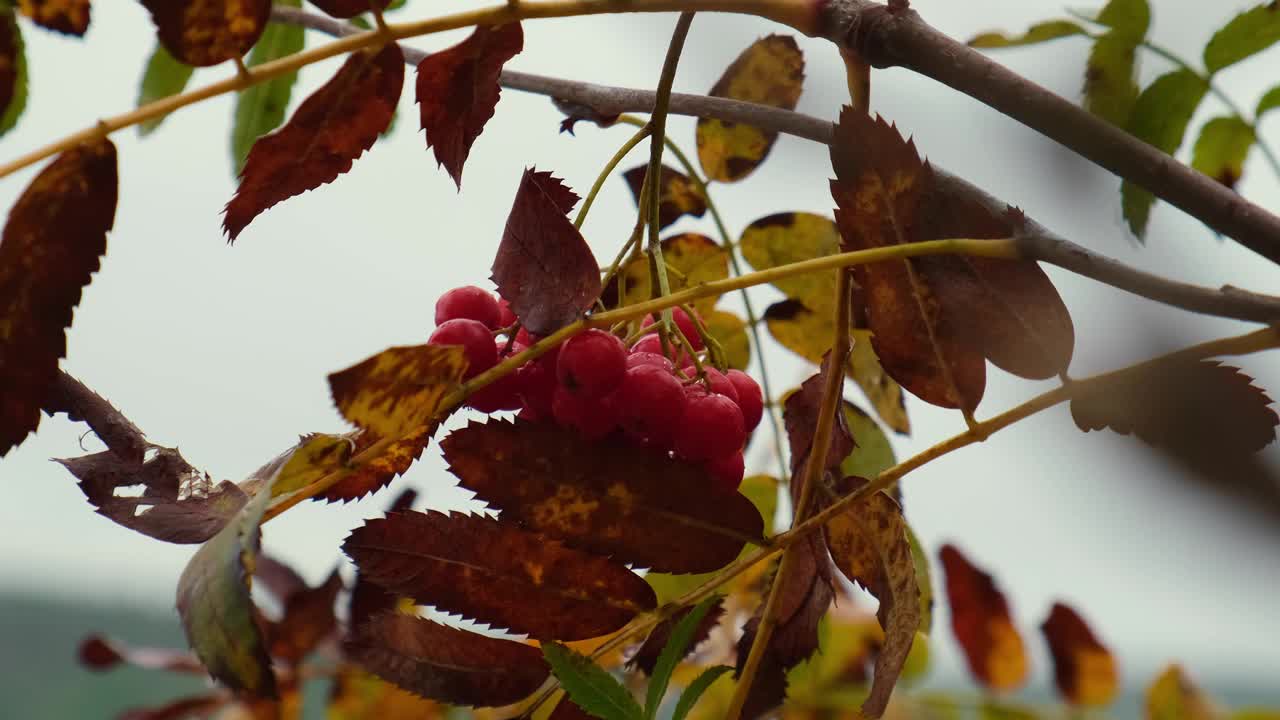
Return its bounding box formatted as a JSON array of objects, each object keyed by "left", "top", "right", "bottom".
[{"left": 2, "top": 0, "right": 1277, "bottom": 703}]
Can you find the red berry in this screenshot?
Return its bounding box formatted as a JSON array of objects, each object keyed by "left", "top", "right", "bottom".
[
  {"left": 516, "top": 327, "right": 537, "bottom": 346},
  {"left": 517, "top": 347, "right": 558, "bottom": 419},
  {"left": 631, "top": 333, "right": 688, "bottom": 367},
  {"left": 552, "top": 387, "right": 619, "bottom": 440},
  {"left": 497, "top": 298, "right": 518, "bottom": 328},
  {"left": 627, "top": 352, "right": 674, "bottom": 372},
  {"left": 429, "top": 319, "right": 497, "bottom": 378},
  {"left": 675, "top": 392, "right": 745, "bottom": 461},
  {"left": 642, "top": 308, "right": 704, "bottom": 350},
  {"left": 614, "top": 365, "right": 685, "bottom": 448},
  {"left": 726, "top": 370, "right": 764, "bottom": 431},
  {"left": 557, "top": 329, "right": 627, "bottom": 396},
  {"left": 435, "top": 286, "right": 502, "bottom": 329},
  {"left": 704, "top": 451, "right": 745, "bottom": 493},
  {"left": 682, "top": 367, "right": 739, "bottom": 405},
  {"left": 467, "top": 340, "right": 526, "bottom": 413}
]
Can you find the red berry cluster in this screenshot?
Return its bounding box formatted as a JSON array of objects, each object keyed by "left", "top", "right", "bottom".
[{"left": 427, "top": 288, "right": 763, "bottom": 492}]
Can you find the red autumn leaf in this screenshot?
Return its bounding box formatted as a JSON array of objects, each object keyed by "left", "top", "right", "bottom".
[
  {"left": 783, "top": 360, "right": 855, "bottom": 494},
  {"left": 491, "top": 169, "right": 602, "bottom": 335},
  {"left": 346, "top": 510, "right": 656, "bottom": 641},
  {"left": 348, "top": 489, "right": 417, "bottom": 633},
  {"left": 1071, "top": 360, "right": 1278, "bottom": 458},
  {"left": 0, "top": 139, "right": 116, "bottom": 457},
  {"left": 78, "top": 635, "right": 205, "bottom": 674},
  {"left": 314, "top": 426, "right": 433, "bottom": 503},
  {"left": 629, "top": 598, "right": 725, "bottom": 675},
  {"left": 57, "top": 449, "right": 247, "bottom": 543},
  {"left": 267, "top": 568, "right": 342, "bottom": 665},
  {"left": 830, "top": 108, "right": 1075, "bottom": 410},
  {"left": 346, "top": 612, "right": 549, "bottom": 707},
  {"left": 19, "top": 0, "right": 90, "bottom": 36},
  {"left": 1041, "top": 602, "right": 1120, "bottom": 707},
  {"left": 939, "top": 543, "right": 1029, "bottom": 692},
  {"left": 621, "top": 163, "right": 709, "bottom": 229},
  {"left": 224, "top": 42, "right": 404, "bottom": 241},
  {"left": 441, "top": 418, "right": 765, "bottom": 574},
  {"left": 307, "top": 0, "right": 393, "bottom": 19},
  {"left": 252, "top": 555, "right": 309, "bottom": 607},
  {"left": 139, "top": 0, "right": 269, "bottom": 66},
  {"left": 416, "top": 23, "right": 523, "bottom": 187}
]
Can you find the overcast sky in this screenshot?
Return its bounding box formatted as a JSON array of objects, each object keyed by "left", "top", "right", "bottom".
[{"left": 2, "top": 0, "right": 1278, "bottom": 702}]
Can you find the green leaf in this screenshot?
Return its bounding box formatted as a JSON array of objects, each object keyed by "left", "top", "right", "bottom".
[
  {"left": 1204, "top": 3, "right": 1280, "bottom": 74},
  {"left": 174, "top": 475, "right": 277, "bottom": 696},
  {"left": 231, "top": 1, "right": 305, "bottom": 174},
  {"left": 136, "top": 44, "right": 194, "bottom": 136},
  {"left": 1256, "top": 84, "right": 1280, "bottom": 118},
  {"left": 906, "top": 525, "right": 934, "bottom": 634},
  {"left": 0, "top": 7, "right": 26, "bottom": 138},
  {"left": 968, "top": 20, "right": 1088, "bottom": 48},
  {"left": 542, "top": 643, "right": 644, "bottom": 720},
  {"left": 671, "top": 666, "right": 733, "bottom": 720},
  {"left": 1084, "top": 32, "right": 1140, "bottom": 125},
  {"left": 1191, "top": 115, "right": 1256, "bottom": 189},
  {"left": 646, "top": 598, "right": 720, "bottom": 719},
  {"left": 1120, "top": 69, "right": 1209, "bottom": 237},
  {"left": 1094, "top": 0, "right": 1150, "bottom": 40},
  {"left": 839, "top": 401, "right": 896, "bottom": 481}
]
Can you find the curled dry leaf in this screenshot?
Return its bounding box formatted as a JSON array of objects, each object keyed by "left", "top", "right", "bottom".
[
  {"left": 346, "top": 612, "right": 549, "bottom": 708},
  {"left": 1071, "top": 360, "right": 1278, "bottom": 459},
  {"left": 441, "top": 418, "right": 765, "bottom": 574},
  {"left": 307, "top": 0, "right": 393, "bottom": 19},
  {"left": 224, "top": 42, "right": 404, "bottom": 240},
  {"left": 139, "top": 0, "right": 270, "bottom": 66},
  {"left": 345, "top": 510, "right": 656, "bottom": 641},
  {"left": 830, "top": 108, "right": 1073, "bottom": 411},
  {"left": 697, "top": 35, "right": 804, "bottom": 182},
  {"left": 621, "top": 163, "right": 709, "bottom": 229},
  {"left": 491, "top": 168, "right": 601, "bottom": 335},
  {"left": 78, "top": 635, "right": 205, "bottom": 674},
  {"left": 1040, "top": 602, "right": 1119, "bottom": 707},
  {"left": 938, "top": 543, "right": 1029, "bottom": 692},
  {"left": 416, "top": 23, "right": 523, "bottom": 187},
  {"left": 823, "top": 486, "right": 921, "bottom": 718},
  {"left": 603, "top": 233, "right": 729, "bottom": 316},
  {"left": 58, "top": 448, "right": 246, "bottom": 544},
  {"left": 0, "top": 138, "right": 116, "bottom": 457},
  {"left": 19, "top": 0, "right": 90, "bottom": 36}
]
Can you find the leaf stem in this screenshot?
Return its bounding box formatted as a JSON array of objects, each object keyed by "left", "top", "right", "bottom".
[{"left": 575, "top": 124, "right": 652, "bottom": 229}]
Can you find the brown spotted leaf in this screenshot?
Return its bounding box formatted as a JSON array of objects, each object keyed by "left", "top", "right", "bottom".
[
  {"left": 1041, "top": 603, "right": 1119, "bottom": 707},
  {"left": 329, "top": 344, "right": 467, "bottom": 438},
  {"left": 307, "top": 0, "right": 392, "bottom": 19},
  {"left": 491, "top": 168, "right": 600, "bottom": 335},
  {"left": 19, "top": 0, "right": 89, "bottom": 36},
  {"left": 416, "top": 23, "right": 522, "bottom": 187},
  {"left": 0, "top": 139, "right": 116, "bottom": 457},
  {"left": 139, "top": 0, "right": 269, "bottom": 66},
  {"left": 622, "top": 163, "right": 709, "bottom": 229},
  {"left": 345, "top": 510, "right": 656, "bottom": 640},
  {"left": 824, "top": 486, "right": 921, "bottom": 717},
  {"left": 441, "top": 418, "right": 765, "bottom": 574},
  {"left": 603, "top": 233, "right": 729, "bottom": 315},
  {"left": 697, "top": 35, "right": 803, "bottom": 182},
  {"left": 939, "top": 544, "right": 1029, "bottom": 692},
  {"left": 629, "top": 598, "right": 725, "bottom": 675},
  {"left": 346, "top": 612, "right": 549, "bottom": 707},
  {"left": 1071, "top": 361, "right": 1278, "bottom": 459},
  {"left": 79, "top": 635, "right": 205, "bottom": 674},
  {"left": 224, "top": 42, "right": 403, "bottom": 240},
  {"left": 57, "top": 448, "right": 247, "bottom": 544}
]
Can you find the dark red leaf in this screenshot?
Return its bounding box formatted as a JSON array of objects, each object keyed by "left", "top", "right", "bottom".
[
  {"left": 441, "top": 418, "right": 765, "bottom": 574},
  {"left": 491, "top": 169, "right": 601, "bottom": 335},
  {"left": 306, "top": 0, "right": 392, "bottom": 19},
  {"left": 939, "top": 543, "right": 1029, "bottom": 691},
  {"left": 345, "top": 510, "right": 656, "bottom": 641},
  {"left": 549, "top": 695, "right": 597, "bottom": 719},
  {"left": 78, "top": 635, "right": 205, "bottom": 674},
  {"left": 253, "top": 555, "right": 309, "bottom": 607},
  {"left": 621, "top": 164, "right": 709, "bottom": 229},
  {"left": 416, "top": 23, "right": 522, "bottom": 187},
  {"left": 346, "top": 612, "right": 549, "bottom": 707},
  {"left": 19, "top": 0, "right": 90, "bottom": 36},
  {"left": 1071, "top": 360, "right": 1278, "bottom": 457},
  {"left": 1040, "top": 602, "right": 1119, "bottom": 706},
  {"left": 0, "top": 139, "right": 116, "bottom": 457},
  {"left": 349, "top": 489, "right": 418, "bottom": 633},
  {"left": 224, "top": 42, "right": 404, "bottom": 241},
  {"left": 630, "top": 598, "right": 725, "bottom": 675},
  {"left": 268, "top": 568, "right": 342, "bottom": 664},
  {"left": 57, "top": 449, "right": 246, "bottom": 544},
  {"left": 783, "top": 361, "right": 854, "bottom": 503},
  {"left": 139, "top": 0, "right": 269, "bottom": 66}
]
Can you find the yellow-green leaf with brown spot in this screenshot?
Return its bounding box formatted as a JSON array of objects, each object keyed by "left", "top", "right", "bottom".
[
  {"left": 328, "top": 343, "right": 467, "bottom": 438},
  {"left": 603, "top": 233, "right": 729, "bottom": 315},
  {"left": 703, "top": 308, "right": 750, "bottom": 370}
]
